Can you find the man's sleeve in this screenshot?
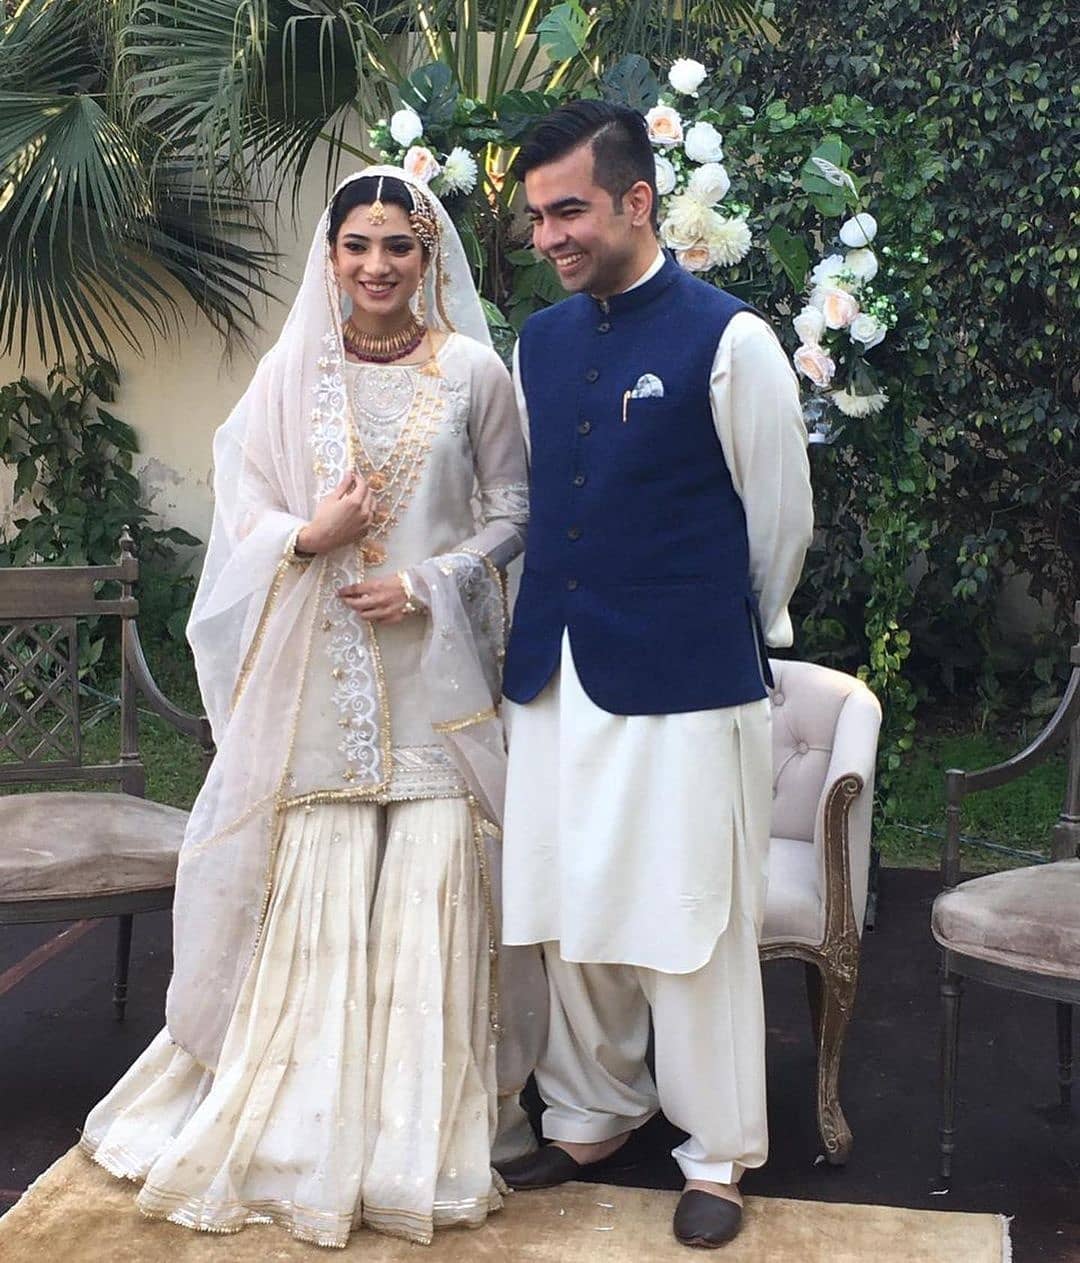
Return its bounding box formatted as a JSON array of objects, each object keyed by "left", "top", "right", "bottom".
[
  {"left": 709, "top": 311, "right": 814, "bottom": 648},
  {"left": 511, "top": 340, "right": 531, "bottom": 465}
]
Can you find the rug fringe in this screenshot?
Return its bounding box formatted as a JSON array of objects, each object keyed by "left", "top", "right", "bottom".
[{"left": 999, "top": 1213, "right": 1014, "bottom": 1263}]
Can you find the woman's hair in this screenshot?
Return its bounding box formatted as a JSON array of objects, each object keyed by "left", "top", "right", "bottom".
[
  {"left": 327, "top": 175, "right": 428, "bottom": 251},
  {"left": 511, "top": 100, "right": 658, "bottom": 230}
]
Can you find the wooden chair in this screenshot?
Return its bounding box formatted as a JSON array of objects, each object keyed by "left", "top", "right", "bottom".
[
  {"left": 0, "top": 530, "right": 212, "bottom": 1019},
  {"left": 933, "top": 602, "right": 1080, "bottom": 1182},
  {"left": 760, "top": 659, "right": 882, "bottom": 1164}
]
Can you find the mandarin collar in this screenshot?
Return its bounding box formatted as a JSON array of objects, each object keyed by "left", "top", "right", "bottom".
[{"left": 592, "top": 252, "right": 680, "bottom": 316}]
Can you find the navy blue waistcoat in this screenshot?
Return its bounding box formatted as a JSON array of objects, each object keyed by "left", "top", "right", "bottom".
[{"left": 503, "top": 255, "right": 773, "bottom": 715}]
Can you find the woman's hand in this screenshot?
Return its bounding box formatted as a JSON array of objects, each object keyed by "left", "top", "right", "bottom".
[
  {"left": 296, "top": 473, "right": 375, "bottom": 555},
  {"left": 336, "top": 574, "right": 422, "bottom": 624}
]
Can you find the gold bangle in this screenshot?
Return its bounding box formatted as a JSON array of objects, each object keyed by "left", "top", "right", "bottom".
[{"left": 398, "top": 569, "right": 422, "bottom": 615}]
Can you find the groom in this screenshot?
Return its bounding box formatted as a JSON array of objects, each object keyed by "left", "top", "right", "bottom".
[{"left": 497, "top": 101, "right": 813, "bottom": 1248}]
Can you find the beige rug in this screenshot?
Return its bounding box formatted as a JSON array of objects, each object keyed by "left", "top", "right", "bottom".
[{"left": 1, "top": 1149, "right": 1009, "bottom": 1262}]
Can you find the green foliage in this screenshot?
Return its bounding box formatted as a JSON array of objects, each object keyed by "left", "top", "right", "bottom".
[
  {"left": 0, "top": 356, "right": 201, "bottom": 659},
  {"left": 723, "top": 0, "right": 1079, "bottom": 721}
]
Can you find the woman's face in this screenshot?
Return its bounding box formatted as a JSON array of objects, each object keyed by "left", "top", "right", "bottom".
[{"left": 331, "top": 200, "right": 426, "bottom": 326}]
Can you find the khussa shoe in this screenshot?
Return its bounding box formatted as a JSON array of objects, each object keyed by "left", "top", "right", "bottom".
[
  {"left": 672, "top": 1189, "right": 743, "bottom": 1249},
  {"left": 495, "top": 1138, "right": 638, "bottom": 1190}
]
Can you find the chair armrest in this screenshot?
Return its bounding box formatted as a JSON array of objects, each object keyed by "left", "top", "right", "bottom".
[
  {"left": 814, "top": 682, "right": 883, "bottom": 937},
  {"left": 124, "top": 622, "right": 214, "bottom": 756}
]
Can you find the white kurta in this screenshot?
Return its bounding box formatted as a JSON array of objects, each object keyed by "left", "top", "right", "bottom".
[{"left": 502, "top": 253, "right": 813, "bottom": 973}]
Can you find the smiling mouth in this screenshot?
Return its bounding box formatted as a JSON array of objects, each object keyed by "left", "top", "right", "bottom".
[
  {"left": 360, "top": 281, "right": 396, "bottom": 295},
  {"left": 552, "top": 252, "right": 585, "bottom": 270}
]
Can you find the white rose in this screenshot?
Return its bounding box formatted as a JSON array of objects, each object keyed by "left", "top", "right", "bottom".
[
  {"left": 686, "top": 162, "right": 730, "bottom": 205},
  {"left": 441, "top": 145, "right": 478, "bottom": 195},
  {"left": 683, "top": 121, "right": 724, "bottom": 164},
  {"left": 809, "top": 252, "right": 848, "bottom": 291},
  {"left": 839, "top": 212, "right": 878, "bottom": 247},
  {"left": 389, "top": 107, "right": 424, "bottom": 148},
  {"left": 820, "top": 287, "right": 860, "bottom": 329},
  {"left": 654, "top": 154, "right": 677, "bottom": 196},
  {"left": 793, "top": 343, "right": 836, "bottom": 388},
  {"left": 849, "top": 312, "right": 887, "bottom": 349},
  {"left": 675, "top": 242, "right": 714, "bottom": 272},
  {"left": 645, "top": 104, "right": 684, "bottom": 148},
  {"left": 668, "top": 58, "right": 708, "bottom": 97},
  {"left": 844, "top": 247, "right": 878, "bottom": 283},
  {"left": 793, "top": 306, "right": 826, "bottom": 345},
  {"left": 402, "top": 145, "right": 441, "bottom": 185}
]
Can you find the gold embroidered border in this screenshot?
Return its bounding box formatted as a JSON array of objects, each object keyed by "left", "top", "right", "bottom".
[
  {"left": 230, "top": 531, "right": 304, "bottom": 711},
  {"left": 432, "top": 705, "right": 497, "bottom": 734},
  {"left": 461, "top": 545, "right": 508, "bottom": 659}
]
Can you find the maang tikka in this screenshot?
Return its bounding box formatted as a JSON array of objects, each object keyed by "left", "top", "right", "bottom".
[{"left": 367, "top": 176, "right": 387, "bottom": 226}]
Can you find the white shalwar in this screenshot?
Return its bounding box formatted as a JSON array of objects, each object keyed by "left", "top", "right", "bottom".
[{"left": 502, "top": 256, "right": 814, "bottom": 1183}]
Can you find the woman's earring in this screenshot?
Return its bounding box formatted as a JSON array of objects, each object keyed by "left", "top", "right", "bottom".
[{"left": 415, "top": 274, "right": 428, "bottom": 325}]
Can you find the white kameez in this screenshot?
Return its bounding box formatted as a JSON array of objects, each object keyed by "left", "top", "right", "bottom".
[
  {"left": 82, "top": 799, "right": 500, "bottom": 1248},
  {"left": 502, "top": 296, "right": 814, "bottom": 971}
]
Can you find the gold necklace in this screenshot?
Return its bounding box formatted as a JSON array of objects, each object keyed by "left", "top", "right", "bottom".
[{"left": 342, "top": 314, "right": 427, "bottom": 364}]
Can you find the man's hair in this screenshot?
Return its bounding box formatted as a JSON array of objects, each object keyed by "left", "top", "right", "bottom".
[{"left": 512, "top": 100, "right": 658, "bottom": 229}]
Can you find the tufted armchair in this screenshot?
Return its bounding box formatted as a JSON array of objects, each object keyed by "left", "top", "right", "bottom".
[{"left": 759, "top": 659, "right": 882, "bottom": 1165}]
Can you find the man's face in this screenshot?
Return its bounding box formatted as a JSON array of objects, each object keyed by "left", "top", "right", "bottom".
[{"left": 524, "top": 143, "right": 641, "bottom": 298}]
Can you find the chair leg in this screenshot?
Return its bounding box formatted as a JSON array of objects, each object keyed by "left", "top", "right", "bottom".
[
  {"left": 113, "top": 914, "right": 134, "bottom": 1021},
  {"left": 938, "top": 970, "right": 963, "bottom": 1183},
  {"left": 1057, "top": 1002, "right": 1073, "bottom": 1109},
  {"left": 804, "top": 960, "right": 823, "bottom": 1047},
  {"left": 812, "top": 950, "right": 858, "bottom": 1165}
]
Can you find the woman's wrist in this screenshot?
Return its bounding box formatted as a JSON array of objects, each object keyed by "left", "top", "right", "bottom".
[{"left": 295, "top": 524, "right": 321, "bottom": 556}]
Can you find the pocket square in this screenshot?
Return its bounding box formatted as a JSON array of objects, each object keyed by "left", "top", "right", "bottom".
[{"left": 630, "top": 373, "right": 665, "bottom": 399}]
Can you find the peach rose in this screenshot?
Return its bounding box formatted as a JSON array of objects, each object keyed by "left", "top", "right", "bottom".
[
  {"left": 644, "top": 104, "right": 684, "bottom": 148},
  {"left": 794, "top": 343, "right": 836, "bottom": 388},
  {"left": 675, "top": 243, "right": 714, "bottom": 272},
  {"left": 819, "top": 287, "right": 860, "bottom": 329},
  {"left": 403, "top": 145, "right": 441, "bottom": 184}
]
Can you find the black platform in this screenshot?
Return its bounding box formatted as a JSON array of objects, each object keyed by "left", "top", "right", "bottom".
[{"left": 2, "top": 869, "right": 1077, "bottom": 1259}]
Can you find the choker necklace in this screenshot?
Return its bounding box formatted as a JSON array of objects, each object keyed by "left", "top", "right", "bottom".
[{"left": 342, "top": 314, "right": 427, "bottom": 364}]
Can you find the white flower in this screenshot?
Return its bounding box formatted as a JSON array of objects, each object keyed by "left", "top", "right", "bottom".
[
  {"left": 389, "top": 107, "right": 424, "bottom": 148},
  {"left": 402, "top": 145, "right": 441, "bottom": 185},
  {"left": 654, "top": 154, "right": 677, "bottom": 196},
  {"left": 441, "top": 146, "right": 478, "bottom": 195},
  {"left": 809, "top": 253, "right": 848, "bottom": 291},
  {"left": 706, "top": 216, "right": 752, "bottom": 267},
  {"left": 849, "top": 312, "right": 887, "bottom": 349},
  {"left": 675, "top": 242, "right": 714, "bottom": 272},
  {"left": 645, "top": 104, "right": 684, "bottom": 148},
  {"left": 793, "top": 306, "right": 826, "bottom": 345},
  {"left": 660, "top": 192, "right": 716, "bottom": 248},
  {"left": 820, "top": 288, "right": 860, "bottom": 329},
  {"left": 844, "top": 247, "right": 878, "bottom": 283},
  {"left": 686, "top": 162, "right": 730, "bottom": 205},
  {"left": 683, "top": 121, "right": 724, "bottom": 164},
  {"left": 668, "top": 58, "right": 708, "bottom": 97},
  {"left": 830, "top": 386, "right": 888, "bottom": 416},
  {"left": 839, "top": 212, "right": 878, "bottom": 247},
  {"left": 794, "top": 344, "right": 836, "bottom": 388}
]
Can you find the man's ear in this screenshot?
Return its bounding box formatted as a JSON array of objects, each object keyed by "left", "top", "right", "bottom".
[{"left": 624, "top": 179, "right": 655, "bottom": 229}]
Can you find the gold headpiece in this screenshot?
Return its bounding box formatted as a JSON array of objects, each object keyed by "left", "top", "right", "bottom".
[
  {"left": 407, "top": 185, "right": 439, "bottom": 253},
  {"left": 367, "top": 176, "right": 387, "bottom": 226}
]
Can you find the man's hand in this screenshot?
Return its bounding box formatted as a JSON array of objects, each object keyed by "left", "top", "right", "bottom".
[
  {"left": 296, "top": 473, "right": 375, "bottom": 555},
  {"left": 337, "top": 574, "right": 419, "bottom": 624}
]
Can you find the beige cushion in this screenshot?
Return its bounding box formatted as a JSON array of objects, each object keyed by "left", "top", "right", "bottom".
[
  {"left": 0, "top": 791, "right": 186, "bottom": 902},
  {"left": 761, "top": 836, "right": 823, "bottom": 947},
  {"left": 931, "top": 859, "right": 1080, "bottom": 980}
]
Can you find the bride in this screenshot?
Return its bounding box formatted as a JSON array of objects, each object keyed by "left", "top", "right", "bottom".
[{"left": 80, "top": 166, "right": 544, "bottom": 1248}]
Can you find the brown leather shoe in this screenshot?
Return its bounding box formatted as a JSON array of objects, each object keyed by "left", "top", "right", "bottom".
[
  {"left": 672, "top": 1190, "right": 743, "bottom": 1249},
  {"left": 495, "top": 1138, "right": 637, "bottom": 1190}
]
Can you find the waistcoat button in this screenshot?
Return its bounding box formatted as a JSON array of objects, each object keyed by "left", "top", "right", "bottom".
[
  {"left": 577, "top": 420, "right": 592, "bottom": 435},
  {"left": 585, "top": 368, "right": 599, "bottom": 383},
  {"left": 566, "top": 578, "right": 579, "bottom": 591},
  {"left": 573, "top": 473, "right": 586, "bottom": 487},
  {"left": 567, "top": 526, "right": 582, "bottom": 541}
]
